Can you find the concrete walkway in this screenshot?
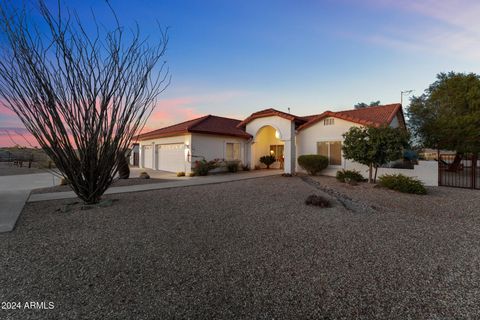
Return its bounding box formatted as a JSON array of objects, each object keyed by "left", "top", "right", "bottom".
[
  {"left": 0, "top": 172, "right": 61, "bottom": 192},
  {"left": 28, "top": 170, "right": 282, "bottom": 202},
  {"left": 0, "top": 190, "right": 31, "bottom": 232},
  {"left": 0, "top": 172, "right": 60, "bottom": 233}
]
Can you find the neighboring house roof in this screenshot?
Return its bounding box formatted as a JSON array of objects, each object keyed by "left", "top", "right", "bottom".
[
  {"left": 297, "top": 103, "right": 404, "bottom": 130},
  {"left": 237, "top": 108, "right": 308, "bottom": 128},
  {"left": 137, "top": 115, "right": 252, "bottom": 140}
]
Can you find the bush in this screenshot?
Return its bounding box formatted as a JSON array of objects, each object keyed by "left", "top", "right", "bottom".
[
  {"left": 188, "top": 172, "right": 195, "bottom": 177},
  {"left": 193, "top": 159, "right": 219, "bottom": 176},
  {"left": 259, "top": 155, "right": 276, "bottom": 168},
  {"left": 176, "top": 172, "right": 185, "bottom": 177},
  {"left": 336, "top": 169, "right": 364, "bottom": 183},
  {"left": 298, "top": 155, "right": 328, "bottom": 175},
  {"left": 378, "top": 174, "right": 427, "bottom": 195},
  {"left": 305, "top": 194, "right": 331, "bottom": 207},
  {"left": 225, "top": 160, "right": 240, "bottom": 173},
  {"left": 139, "top": 172, "right": 150, "bottom": 179},
  {"left": 241, "top": 164, "right": 250, "bottom": 171}
]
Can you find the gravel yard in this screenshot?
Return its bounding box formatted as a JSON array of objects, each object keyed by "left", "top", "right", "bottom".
[
  {"left": 0, "top": 162, "right": 46, "bottom": 176},
  {"left": 1, "top": 175, "right": 480, "bottom": 319}
]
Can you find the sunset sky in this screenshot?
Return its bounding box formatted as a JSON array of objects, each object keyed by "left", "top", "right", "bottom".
[{"left": 1, "top": 0, "right": 479, "bottom": 146}]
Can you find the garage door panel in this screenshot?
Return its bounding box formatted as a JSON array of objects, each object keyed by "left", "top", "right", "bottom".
[{"left": 156, "top": 143, "right": 185, "bottom": 172}]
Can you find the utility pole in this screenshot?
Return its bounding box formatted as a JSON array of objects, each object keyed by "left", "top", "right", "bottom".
[{"left": 401, "top": 90, "right": 413, "bottom": 105}]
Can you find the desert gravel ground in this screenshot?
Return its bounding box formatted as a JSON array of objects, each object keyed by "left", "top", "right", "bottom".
[
  {"left": 0, "top": 162, "right": 45, "bottom": 176},
  {"left": 1, "top": 175, "right": 480, "bottom": 319}
]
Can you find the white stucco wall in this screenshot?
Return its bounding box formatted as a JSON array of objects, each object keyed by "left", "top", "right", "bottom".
[
  {"left": 190, "top": 133, "right": 248, "bottom": 164},
  {"left": 245, "top": 116, "right": 292, "bottom": 141},
  {"left": 390, "top": 115, "right": 399, "bottom": 128},
  {"left": 295, "top": 116, "right": 438, "bottom": 186},
  {"left": 139, "top": 133, "right": 248, "bottom": 173},
  {"left": 296, "top": 117, "right": 361, "bottom": 169},
  {"left": 245, "top": 116, "right": 296, "bottom": 173},
  {"left": 338, "top": 160, "right": 438, "bottom": 186}
]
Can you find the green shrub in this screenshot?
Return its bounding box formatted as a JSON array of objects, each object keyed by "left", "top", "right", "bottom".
[
  {"left": 176, "top": 172, "right": 185, "bottom": 177},
  {"left": 193, "top": 159, "right": 219, "bottom": 176},
  {"left": 259, "top": 155, "right": 276, "bottom": 169},
  {"left": 226, "top": 160, "right": 240, "bottom": 173},
  {"left": 378, "top": 174, "right": 427, "bottom": 195},
  {"left": 336, "top": 169, "right": 364, "bottom": 183},
  {"left": 297, "top": 155, "right": 328, "bottom": 175}
]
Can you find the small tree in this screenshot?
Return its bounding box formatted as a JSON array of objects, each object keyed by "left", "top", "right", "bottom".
[
  {"left": 0, "top": 1, "right": 169, "bottom": 204},
  {"left": 342, "top": 126, "right": 409, "bottom": 183},
  {"left": 259, "top": 155, "right": 276, "bottom": 169}
]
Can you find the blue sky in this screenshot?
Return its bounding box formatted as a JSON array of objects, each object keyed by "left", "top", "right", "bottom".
[{"left": 1, "top": 0, "right": 479, "bottom": 144}]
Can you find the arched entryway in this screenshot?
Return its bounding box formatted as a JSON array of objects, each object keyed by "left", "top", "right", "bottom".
[
  {"left": 240, "top": 111, "right": 296, "bottom": 174},
  {"left": 252, "top": 125, "right": 285, "bottom": 169}
]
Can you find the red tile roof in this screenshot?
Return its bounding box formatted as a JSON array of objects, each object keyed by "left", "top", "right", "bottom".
[
  {"left": 138, "top": 104, "right": 404, "bottom": 141},
  {"left": 298, "top": 104, "right": 404, "bottom": 130},
  {"left": 137, "top": 115, "right": 252, "bottom": 140},
  {"left": 237, "top": 108, "right": 307, "bottom": 128}
]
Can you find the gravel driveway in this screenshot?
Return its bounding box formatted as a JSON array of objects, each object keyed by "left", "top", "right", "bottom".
[{"left": 1, "top": 176, "right": 480, "bottom": 319}]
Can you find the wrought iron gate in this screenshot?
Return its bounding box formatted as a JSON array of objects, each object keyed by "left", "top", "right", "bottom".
[{"left": 439, "top": 153, "right": 479, "bottom": 189}]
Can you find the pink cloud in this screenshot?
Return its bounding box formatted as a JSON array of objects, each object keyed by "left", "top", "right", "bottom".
[
  {"left": 0, "top": 103, "right": 16, "bottom": 116},
  {"left": 146, "top": 97, "right": 203, "bottom": 131},
  {"left": 145, "top": 90, "right": 248, "bottom": 132},
  {"left": 155, "top": 97, "right": 194, "bottom": 109},
  {"left": 147, "top": 90, "right": 246, "bottom": 132},
  {"left": 0, "top": 90, "right": 249, "bottom": 144},
  {"left": 0, "top": 128, "right": 39, "bottom": 147}
]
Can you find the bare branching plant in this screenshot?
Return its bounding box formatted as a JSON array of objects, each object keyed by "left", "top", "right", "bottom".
[{"left": 0, "top": 1, "right": 169, "bottom": 203}]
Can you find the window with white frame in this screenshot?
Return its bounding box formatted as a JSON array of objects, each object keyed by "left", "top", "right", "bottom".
[
  {"left": 317, "top": 141, "right": 342, "bottom": 165},
  {"left": 226, "top": 142, "right": 241, "bottom": 160},
  {"left": 324, "top": 118, "right": 334, "bottom": 126}
]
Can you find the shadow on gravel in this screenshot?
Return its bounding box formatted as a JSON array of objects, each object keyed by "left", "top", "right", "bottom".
[{"left": 300, "top": 175, "right": 378, "bottom": 214}]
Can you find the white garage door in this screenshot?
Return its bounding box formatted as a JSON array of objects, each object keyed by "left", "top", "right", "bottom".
[
  {"left": 156, "top": 143, "right": 185, "bottom": 172},
  {"left": 142, "top": 145, "right": 153, "bottom": 169}
]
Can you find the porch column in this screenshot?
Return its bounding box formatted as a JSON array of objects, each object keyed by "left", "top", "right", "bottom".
[
  {"left": 152, "top": 143, "right": 156, "bottom": 170},
  {"left": 248, "top": 140, "right": 255, "bottom": 169},
  {"left": 244, "top": 141, "right": 251, "bottom": 168},
  {"left": 283, "top": 139, "right": 296, "bottom": 174},
  {"left": 282, "top": 121, "right": 296, "bottom": 174}
]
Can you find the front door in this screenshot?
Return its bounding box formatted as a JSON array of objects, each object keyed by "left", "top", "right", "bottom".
[{"left": 269, "top": 145, "right": 284, "bottom": 169}]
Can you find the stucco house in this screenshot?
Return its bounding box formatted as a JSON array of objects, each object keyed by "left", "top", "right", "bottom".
[{"left": 136, "top": 103, "right": 429, "bottom": 179}]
